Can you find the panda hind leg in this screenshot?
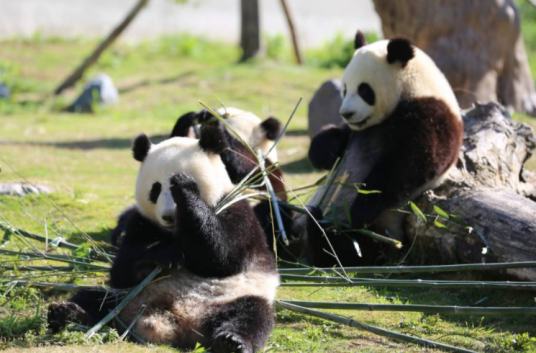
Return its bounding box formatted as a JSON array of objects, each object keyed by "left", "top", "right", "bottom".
[
  {"left": 206, "top": 296, "right": 274, "bottom": 353},
  {"left": 48, "top": 289, "right": 113, "bottom": 332}
]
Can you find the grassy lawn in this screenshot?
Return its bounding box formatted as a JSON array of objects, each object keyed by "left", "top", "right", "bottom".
[{"left": 1, "top": 27, "right": 536, "bottom": 353}]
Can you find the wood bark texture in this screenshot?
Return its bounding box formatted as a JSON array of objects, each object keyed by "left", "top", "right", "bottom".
[
  {"left": 372, "top": 0, "right": 536, "bottom": 116},
  {"left": 240, "top": 0, "right": 261, "bottom": 62},
  {"left": 406, "top": 102, "right": 536, "bottom": 280}
]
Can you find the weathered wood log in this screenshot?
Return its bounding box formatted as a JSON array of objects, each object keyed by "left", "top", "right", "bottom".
[
  {"left": 407, "top": 102, "right": 536, "bottom": 280},
  {"left": 372, "top": 0, "right": 536, "bottom": 116}
]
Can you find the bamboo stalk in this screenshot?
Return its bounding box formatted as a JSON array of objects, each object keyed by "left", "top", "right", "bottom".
[
  {"left": 0, "top": 265, "right": 75, "bottom": 272},
  {"left": 0, "top": 249, "right": 110, "bottom": 270},
  {"left": 282, "top": 301, "right": 536, "bottom": 315},
  {"left": 115, "top": 316, "right": 147, "bottom": 344},
  {"left": 280, "top": 279, "right": 536, "bottom": 290},
  {"left": 345, "top": 229, "right": 403, "bottom": 248},
  {"left": 278, "top": 261, "right": 536, "bottom": 275},
  {"left": 0, "top": 224, "right": 115, "bottom": 262},
  {"left": 260, "top": 155, "right": 289, "bottom": 245},
  {"left": 120, "top": 304, "right": 147, "bottom": 341},
  {"left": 2, "top": 279, "right": 121, "bottom": 294},
  {"left": 85, "top": 266, "right": 162, "bottom": 338},
  {"left": 276, "top": 301, "right": 476, "bottom": 353}
]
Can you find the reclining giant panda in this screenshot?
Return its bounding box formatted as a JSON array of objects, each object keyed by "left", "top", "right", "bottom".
[
  {"left": 304, "top": 32, "right": 464, "bottom": 266},
  {"left": 48, "top": 123, "right": 279, "bottom": 353}
]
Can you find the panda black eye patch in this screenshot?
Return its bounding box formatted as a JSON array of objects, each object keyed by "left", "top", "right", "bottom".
[
  {"left": 149, "top": 182, "right": 162, "bottom": 204},
  {"left": 358, "top": 83, "right": 375, "bottom": 105}
]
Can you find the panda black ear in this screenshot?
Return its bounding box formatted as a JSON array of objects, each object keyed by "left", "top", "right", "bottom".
[
  {"left": 387, "top": 38, "right": 415, "bottom": 67},
  {"left": 260, "top": 117, "right": 282, "bottom": 141},
  {"left": 354, "top": 30, "right": 368, "bottom": 50},
  {"left": 170, "top": 112, "right": 197, "bottom": 138},
  {"left": 199, "top": 123, "right": 228, "bottom": 154},
  {"left": 132, "top": 133, "right": 152, "bottom": 162}
]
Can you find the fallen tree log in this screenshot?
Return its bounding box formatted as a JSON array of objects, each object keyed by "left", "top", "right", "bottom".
[{"left": 406, "top": 102, "right": 536, "bottom": 280}]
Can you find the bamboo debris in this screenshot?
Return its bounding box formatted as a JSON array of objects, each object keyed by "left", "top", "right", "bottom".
[
  {"left": 281, "top": 279, "right": 536, "bottom": 290},
  {"left": 0, "top": 249, "right": 110, "bottom": 270},
  {"left": 115, "top": 316, "right": 147, "bottom": 344},
  {"left": 276, "top": 301, "right": 477, "bottom": 353},
  {"left": 119, "top": 304, "right": 147, "bottom": 341},
  {"left": 85, "top": 266, "right": 161, "bottom": 338},
  {"left": 0, "top": 223, "right": 115, "bottom": 262},
  {"left": 278, "top": 261, "right": 536, "bottom": 275},
  {"left": 0, "top": 265, "right": 76, "bottom": 272},
  {"left": 281, "top": 301, "right": 536, "bottom": 315},
  {"left": 1, "top": 279, "right": 121, "bottom": 294}
]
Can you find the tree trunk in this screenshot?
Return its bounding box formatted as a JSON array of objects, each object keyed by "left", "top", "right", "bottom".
[
  {"left": 406, "top": 103, "right": 536, "bottom": 281},
  {"left": 372, "top": 0, "right": 536, "bottom": 117},
  {"left": 240, "top": 0, "right": 261, "bottom": 62}
]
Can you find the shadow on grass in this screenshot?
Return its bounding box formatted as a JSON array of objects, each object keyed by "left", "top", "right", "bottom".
[
  {"left": 118, "top": 71, "right": 196, "bottom": 95},
  {"left": 283, "top": 156, "right": 315, "bottom": 175},
  {"left": 0, "top": 134, "right": 169, "bottom": 150},
  {"left": 368, "top": 284, "right": 536, "bottom": 334}
]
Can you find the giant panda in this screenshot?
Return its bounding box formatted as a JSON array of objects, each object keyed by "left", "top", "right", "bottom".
[
  {"left": 304, "top": 32, "right": 464, "bottom": 267},
  {"left": 48, "top": 123, "right": 279, "bottom": 353},
  {"left": 170, "top": 107, "right": 285, "bottom": 198},
  {"left": 170, "top": 107, "right": 298, "bottom": 256}
]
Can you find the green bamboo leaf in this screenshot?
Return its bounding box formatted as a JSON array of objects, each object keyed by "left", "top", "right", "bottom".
[
  {"left": 433, "top": 206, "right": 449, "bottom": 219},
  {"left": 357, "top": 189, "right": 382, "bottom": 195},
  {"left": 434, "top": 220, "right": 448, "bottom": 229},
  {"left": 409, "top": 202, "right": 427, "bottom": 223}
]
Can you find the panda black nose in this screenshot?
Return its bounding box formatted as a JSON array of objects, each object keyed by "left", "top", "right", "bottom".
[
  {"left": 162, "top": 215, "right": 174, "bottom": 223},
  {"left": 341, "top": 112, "right": 355, "bottom": 120}
]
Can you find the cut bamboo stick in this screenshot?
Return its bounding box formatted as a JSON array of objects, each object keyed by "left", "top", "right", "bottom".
[
  {"left": 278, "top": 261, "right": 536, "bottom": 275},
  {"left": 276, "top": 301, "right": 477, "bottom": 353},
  {"left": 280, "top": 279, "right": 536, "bottom": 290},
  {"left": 0, "top": 224, "right": 115, "bottom": 262},
  {"left": 0, "top": 249, "right": 110, "bottom": 270},
  {"left": 2, "top": 279, "right": 121, "bottom": 294},
  {"left": 85, "top": 266, "right": 161, "bottom": 338},
  {"left": 281, "top": 301, "right": 536, "bottom": 315}
]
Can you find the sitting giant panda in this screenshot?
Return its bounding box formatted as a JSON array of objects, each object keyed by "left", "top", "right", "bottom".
[
  {"left": 170, "top": 107, "right": 285, "bottom": 198},
  {"left": 304, "top": 32, "right": 464, "bottom": 266},
  {"left": 170, "top": 107, "right": 298, "bottom": 256},
  {"left": 48, "top": 124, "right": 279, "bottom": 353}
]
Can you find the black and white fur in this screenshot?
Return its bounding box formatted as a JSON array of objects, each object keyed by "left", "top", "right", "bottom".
[
  {"left": 303, "top": 32, "right": 464, "bottom": 266},
  {"left": 48, "top": 124, "right": 279, "bottom": 353},
  {"left": 170, "top": 107, "right": 286, "bottom": 199},
  {"left": 170, "top": 108, "right": 295, "bottom": 256}
]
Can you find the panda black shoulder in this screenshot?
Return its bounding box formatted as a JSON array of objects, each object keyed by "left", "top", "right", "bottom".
[{"left": 384, "top": 97, "right": 463, "bottom": 177}]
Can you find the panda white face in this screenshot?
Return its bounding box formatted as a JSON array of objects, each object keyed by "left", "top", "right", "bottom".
[
  {"left": 133, "top": 136, "right": 234, "bottom": 228},
  {"left": 216, "top": 107, "right": 280, "bottom": 162},
  {"left": 340, "top": 38, "right": 460, "bottom": 131},
  {"left": 340, "top": 41, "right": 402, "bottom": 131}
]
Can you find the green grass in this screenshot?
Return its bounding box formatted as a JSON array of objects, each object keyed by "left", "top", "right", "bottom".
[{"left": 0, "top": 28, "right": 536, "bottom": 352}]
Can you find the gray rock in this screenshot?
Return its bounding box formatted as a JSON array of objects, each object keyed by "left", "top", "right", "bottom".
[
  {"left": 68, "top": 74, "right": 119, "bottom": 113},
  {"left": 308, "top": 79, "right": 343, "bottom": 138},
  {"left": 0, "top": 182, "right": 56, "bottom": 197},
  {"left": 0, "top": 82, "right": 10, "bottom": 99}
]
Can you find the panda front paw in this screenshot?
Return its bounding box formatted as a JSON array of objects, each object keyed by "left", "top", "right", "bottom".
[
  {"left": 48, "top": 302, "right": 89, "bottom": 332},
  {"left": 212, "top": 332, "right": 251, "bottom": 353},
  {"left": 170, "top": 172, "right": 200, "bottom": 199}
]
